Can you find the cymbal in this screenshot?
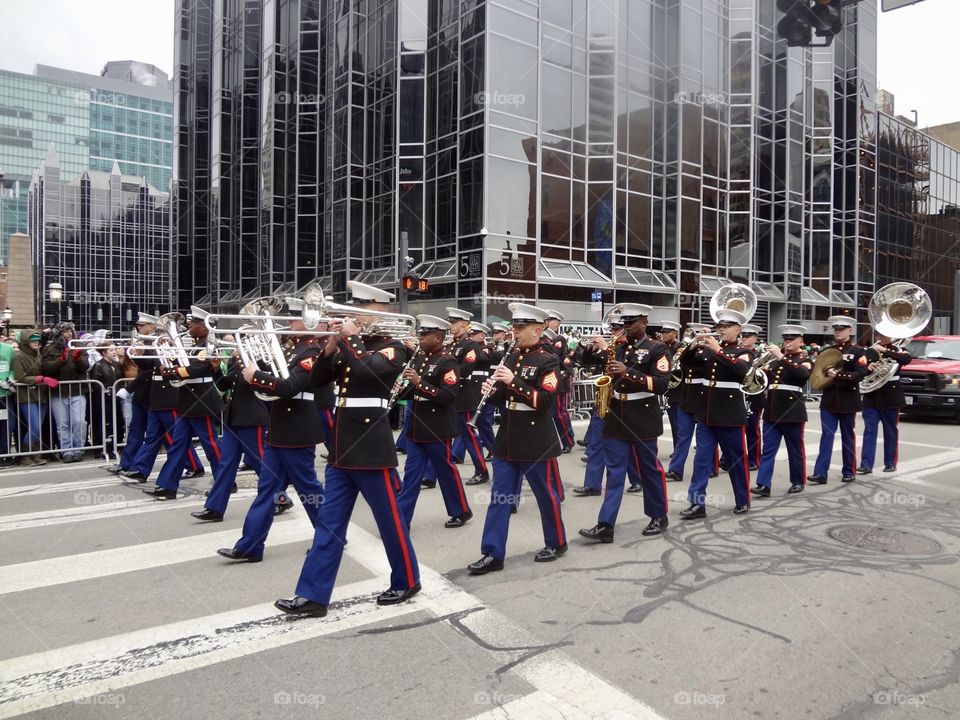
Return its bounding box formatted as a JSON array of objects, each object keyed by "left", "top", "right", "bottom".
[{"left": 810, "top": 347, "right": 843, "bottom": 391}]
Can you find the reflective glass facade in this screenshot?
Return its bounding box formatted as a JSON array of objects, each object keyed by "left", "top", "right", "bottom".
[
  {"left": 0, "top": 64, "right": 173, "bottom": 265},
  {"left": 175, "top": 1, "right": 956, "bottom": 334}
]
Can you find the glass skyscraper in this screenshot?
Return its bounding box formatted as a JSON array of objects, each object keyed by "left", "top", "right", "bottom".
[
  {"left": 0, "top": 62, "right": 173, "bottom": 264},
  {"left": 173, "top": 0, "right": 959, "bottom": 334}
]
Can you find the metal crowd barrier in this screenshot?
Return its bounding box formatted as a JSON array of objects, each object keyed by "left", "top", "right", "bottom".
[
  {"left": 111, "top": 377, "right": 134, "bottom": 452},
  {"left": 0, "top": 379, "right": 111, "bottom": 462},
  {"left": 570, "top": 374, "right": 597, "bottom": 421}
]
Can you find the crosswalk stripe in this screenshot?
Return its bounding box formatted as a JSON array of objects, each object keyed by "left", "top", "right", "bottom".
[
  {"left": 0, "top": 490, "right": 257, "bottom": 532},
  {"left": 0, "top": 476, "right": 142, "bottom": 499},
  {"left": 0, "top": 514, "right": 315, "bottom": 595}
]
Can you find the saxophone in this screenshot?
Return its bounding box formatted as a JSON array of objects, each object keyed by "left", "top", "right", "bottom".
[{"left": 594, "top": 339, "right": 619, "bottom": 418}]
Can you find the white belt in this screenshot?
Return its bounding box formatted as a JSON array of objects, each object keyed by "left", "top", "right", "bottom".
[
  {"left": 181, "top": 377, "right": 213, "bottom": 385},
  {"left": 770, "top": 384, "right": 804, "bottom": 393},
  {"left": 471, "top": 371, "right": 489, "bottom": 378},
  {"left": 708, "top": 380, "right": 742, "bottom": 389},
  {"left": 615, "top": 391, "right": 654, "bottom": 401},
  {"left": 337, "top": 397, "right": 388, "bottom": 408},
  {"left": 413, "top": 395, "right": 434, "bottom": 402},
  {"left": 506, "top": 401, "right": 535, "bottom": 411},
  {"left": 686, "top": 378, "right": 706, "bottom": 385},
  {"left": 293, "top": 392, "right": 315, "bottom": 401},
  {"left": 889, "top": 376, "right": 900, "bottom": 381}
]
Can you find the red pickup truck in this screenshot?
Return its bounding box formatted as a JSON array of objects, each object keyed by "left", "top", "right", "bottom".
[{"left": 899, "top": 336, "right": 960, "bottom": 421}]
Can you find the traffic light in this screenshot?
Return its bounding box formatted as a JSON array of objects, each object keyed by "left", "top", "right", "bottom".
[
  {"left": 776, "top": 0, "right": 847, "bottom": 47},
  {"left": 402, "top": 275, "right": 430, "bottom": 294},
  {"left": 812, "top": 0, "right": 843, "bottom": 37}
]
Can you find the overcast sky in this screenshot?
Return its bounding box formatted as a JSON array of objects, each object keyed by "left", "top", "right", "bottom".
[{"left": 0, "top": 0, "right": 957, "bottom": 127}]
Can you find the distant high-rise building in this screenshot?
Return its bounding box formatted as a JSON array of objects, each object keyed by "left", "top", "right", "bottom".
[
  {"left": 101, "top": 61, "right": 172, "bottom": 89},
  {"left": 0, "top": 62, "right": 173, "bottom": 264},
  {"left": 28, "top": 146, "right": 170, "bottom": 332}
]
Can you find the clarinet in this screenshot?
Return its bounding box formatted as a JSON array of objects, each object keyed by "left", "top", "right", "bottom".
[
  {"left": 467, "top": 340, "right": 517, "bottom": 430},
  {"left": 388, "top": 347, "right": 423, "bottom": 409}
]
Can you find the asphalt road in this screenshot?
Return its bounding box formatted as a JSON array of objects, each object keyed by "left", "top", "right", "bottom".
[{"left": 1, "top": 408, "right": 958, "bottom": 720}]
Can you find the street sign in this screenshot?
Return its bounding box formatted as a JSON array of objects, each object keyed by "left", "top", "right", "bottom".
[
  {"left": 881, "top": 0, "right": 925, "bottom": 10},
  {"left": 591, "top": 291, "right": 602, "bottom": 302}
]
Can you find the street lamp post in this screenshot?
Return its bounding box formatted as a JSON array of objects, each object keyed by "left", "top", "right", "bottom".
[{"left": 48, "top": 282, "right": 63, "bottom": 324}]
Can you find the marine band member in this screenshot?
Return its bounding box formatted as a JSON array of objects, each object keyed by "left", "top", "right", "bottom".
[
  {"left": 447, "top": 308, "right": 490, "bottom": 485},
  {"left": 858, "top": 333, "right": 912, "bottom": 474},
  {"left": 665, "top": 322, "right": 712, "bottom": 483}
]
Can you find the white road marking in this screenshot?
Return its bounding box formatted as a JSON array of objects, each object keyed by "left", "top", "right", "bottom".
[{"left": 0, "top": 476, "right": 143, "bottom": 499}]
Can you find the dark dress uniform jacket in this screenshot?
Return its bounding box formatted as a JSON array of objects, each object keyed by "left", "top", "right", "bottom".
[
  {"left": 249, "top": 338, "right": 325, "bottom": 447},
  {"left": 450, "top": 336, "right": 488, "bottom": 413},
  {"left": 764, "top": 352, "right": 813, "bottom": 423},
  {"left": 311, "top": 335, "right": 408, "bottom": 468},
  {"left": 399, "top": 350, "right": 460, "bottom": 442},
  {"left": 165, "top": 354, "right": 225, "bottom": 418},
  {"left": 678, "top": 344, "right": 708, "bottom": 415},
  {"left": 602, "top": 334, "right": 671, "bottom": 441},
  {"left": 551, "top": 335, "right": 575, "bottom": 393},
  {"left": 862, "top": 344, "right": 912, "bottom": 409},
  {"left": 684, "top": 341, "right": 752, "bottom": 426},
  {"left": 820, "top": 340, "right": 869, "bottom": 414},
  {"left": 126, "top": 355, "right": 155, "bottom": 406},
  {"left": 216, "top": 361, "right": 270, "bottom": 427},
  {"left": 489, "top": 340, "right": 562, "bottom": 462}
]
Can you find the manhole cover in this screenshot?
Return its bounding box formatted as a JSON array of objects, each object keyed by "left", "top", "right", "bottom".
[{"left": 827, "top": 525, "right": 941, "bottom": 556}]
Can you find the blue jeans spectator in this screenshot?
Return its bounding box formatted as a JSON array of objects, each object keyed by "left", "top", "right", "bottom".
[
  {"left": 50, "top": 393, "right": 87, "bottom": 459},
  {"left": 19, "top": 403, "right": 47, "bottom": 452}
]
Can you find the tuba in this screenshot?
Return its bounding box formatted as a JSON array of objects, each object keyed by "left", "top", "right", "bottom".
[
  {"left": 709, "top": 282, "right": 757, "bottom": 324},
  {"left": 860, "top": 282, "right": 931, "bottom": 393}
]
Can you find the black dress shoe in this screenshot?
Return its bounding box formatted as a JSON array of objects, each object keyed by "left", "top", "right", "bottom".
[
  {"left": 709, "top": 470, "right": 719, "bottom": 479},
  {"left": 751, "top": 485, "right": 771, "bottom": 497},
  {"left": 465, "top": 471, "right": 489, "bottom": 486},
  {"left": 642, "top": 516, "right": 669, "bottom": 536},
  {"left": 719, "top": 461, "right": 729, "bottom": 472},
  {"left": 274, "top": 500, "right": 294, "bottom": 516},
  {"left": 231, "top": 481, "right": 238, "bottom": 493},
  {"left": 534, "top": 544, "right": 567, "bottom": 562},
  {"left": 749, "top": 464, "right": 759, "bottom": 471},
  {"left": 679, "top": 503, "right": 706, "bottom": 520},
  {"left": 626, "top": 484, "right": 642, "bottom": 494},
  {"left": 420, "top": 479, "right": 437, "bottom": 489},
  {"left": 143, "top": 486, "right": 177, "bottom": 500},
  {"left": 572, "top": 486, "right": 601, "bottom": 497},
  {"left": 856, "top": 466, "right": 872, "bottom": 475},
  {"left": 452, "top": 457, "right": 465, "bottom": 465},
  {"left": 468, "top": 555, "right": 504, "bottom": 575},
  {"left": 576, "top": 440, "right": 588, "bottom": 447},
  {"left": 122, "top": 470, "right": 148, "bottom": 482},
  {"left": 560, "top": 447, "right": 572, "bottom": 455},
  {"left": 666, "top": 470, "right": 683, "bottom": 482},
  {"left": 376, "top": 582, "right": 422, "bottom": 606},
  {"left": 787, "top": 484, "right": 804, "bottom": 494},
  {"left": 580, "top": 456, "right": 588, "bottom": 464},
  {"left": 485, "top": 452, "right": 493, "bottom": 460},
  {"left": 238, "top": 463, "right": 254, "bottom": 472},
  {"left": 395, "top": 447, "right": 407, "bottom": 455},
  {"left": 444, "top": 510, "right": 473, "bottom": 528},
  {"left": 578, "top": 524, "right": 614, "bottom": 543},
  {"left": 733, "top": 504, "right": 750, "bottom": 515},
  {"left": 510, "top": 505, "right": 518, "bottom": 514},
  {"left": 217, "top": 547, "right": 262, "bottom": 563},
  {"left": 106, "top": 464, "right": 125, "bottom": 475},
  {"left": 275, "top": 595, "right": 327, "bottom": 617},
  {"left": 841, "top": 474, "right": 855, "bottom": 483},
  {"left": 191, "top": 508, "right": 224, "bottom": 522},
  {"left": 182, "top": 467, "right": 205, "bottom": 479},
  {"left": 883, "top": 466, "right": 897, "bottom": 473},
  {"left": 807, "top": 474, "right": 827, "bottom": 485}
]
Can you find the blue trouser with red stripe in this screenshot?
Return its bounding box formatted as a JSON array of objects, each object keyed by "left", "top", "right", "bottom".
[
  {"left": 481, "top": 458, "right": 566, "bottom": 560},
  {"left": 456, "top": 412, "right": 487, "bottom": 476},
  {"left": 582, "top": 429, "right": 642, "bottom": 491},
  {"left": 583, "top": 410, "right": 602, "bottom": 455},
  {"left": 398, "top": 438, "right": 470, "bottom": 526},
  {"left": 156, "top": 415, "right": 223, "bottom": 491},
  {"left": 756, "top": 421, "right": 806, "bottom": 489},
  {"left": 746, "top": 407, "right": 762, "bottom": 467},
  {"left": 688, "top": 424, "right": 750, "bottom": 508},
  {"left": 601, "top": 437, "right": 667, "bottom": 525},
  {"left": 666, "top": 400, "right": 680, "bottom": 451},
  {"left": 233, "top": 445, "right": 323, "bottom": 559},
  {"left": 132, "top": 409, "right": 202, "bottom": 477},
  {"left": 119, "top": 400, "right": 149, "bottom": 469},
  {"left": 297, "top": 465, "right": 420, "bottom": 604},
  {"left": 814, "top": 410, "right": 857, "bottom": 478},
  {"left": 667, "top": 406, "right": 696, "bottom": 478},
  {"left": 553, "top": 392, "right": 575, "bottom": 450},
  {"left": 204, "top": 425, "right": 265, "bottom": 515},
  {"left": 395, "top": 404, "right": 411, "bottom": 453},
  {"left": 860, "top": 406, "right": 899, "bottom": 470}
]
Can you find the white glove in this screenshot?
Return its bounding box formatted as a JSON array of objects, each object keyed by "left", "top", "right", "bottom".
[{"left": 116, "top": 388, "right": 130, "bottom": 400}]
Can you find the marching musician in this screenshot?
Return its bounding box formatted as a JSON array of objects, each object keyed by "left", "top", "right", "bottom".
[
  {"left": 277, "top": 282, "right": 420, "bottom": 617},
  {"left": 679, "top": 310, "right": 752, "bottom": 519},
  {"left": 490, "top": 321, "right": 511, "bottom": 357},
  {"left": 739, "top": 323, "right": 765, "bottom": 471},
  {"left": 446, "top": 308, "right": 491, "bottom": 485},
  {"left": 665, "top": 322, "right": 712, "bottom": 483},
  {"left": 808, "top": 315, "right": 869, "bottom": 484},
  {"left": 545, "top": 309, "right": 576, "bottom": 453},
  {"left": 216, "top": 299, "right": 327, "bottom": 561},
  {"left": 467, "top": 303, "right": 567, "bottom": 575},
  {"left": 751, "top": 325, "right": 812, "bottom": 497},
  {"left": 858, "top": 332, "right": 912, "bottom": 475},
  {"left": 659, "top": 321, "right": 683, "bottom": 456},
  {"left": 452, "top": 322, "right": 495, "bottom": 461},
  {"left": 578, "top": 304, "right": 671, "bottom": 542},
  {"left": 396, "top": 315, "right": 472, "bottom": 529},
  {"left": 143, "top": 313, "right": 224, "bottom": 500}
]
